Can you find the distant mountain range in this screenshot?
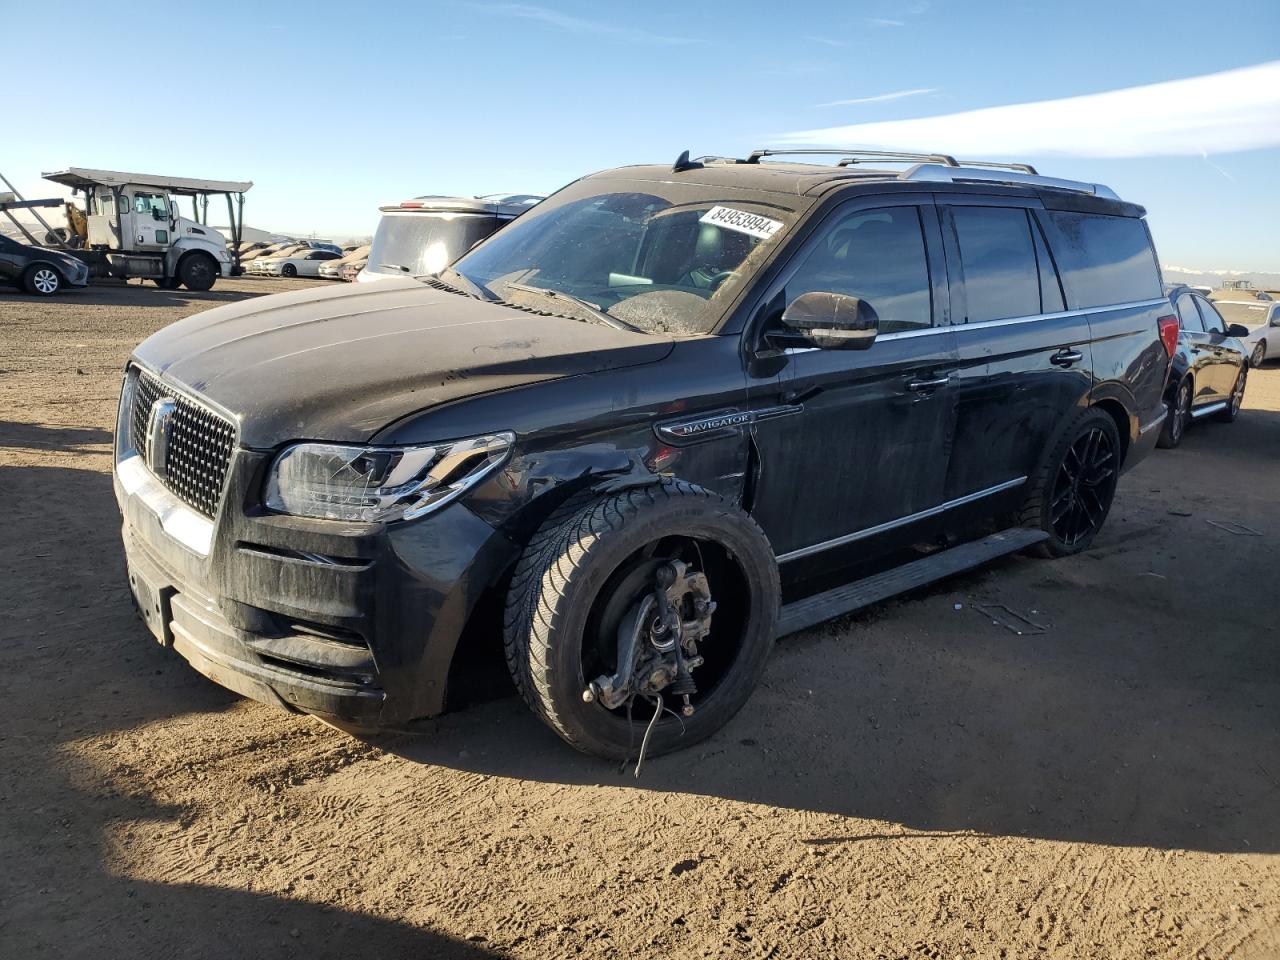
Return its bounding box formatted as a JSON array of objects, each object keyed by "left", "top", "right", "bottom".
[{"left": 1164, "top": 267, "right": 1280, "bottom": 292}]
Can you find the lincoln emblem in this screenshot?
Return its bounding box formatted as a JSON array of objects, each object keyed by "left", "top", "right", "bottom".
[{"left": 145, "top": 397, "right": 178, "bottom": 478}]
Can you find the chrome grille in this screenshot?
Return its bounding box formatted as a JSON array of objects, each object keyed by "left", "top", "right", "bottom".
[{"left": 130, "top": 368, "right": 236, "bottom": 518}]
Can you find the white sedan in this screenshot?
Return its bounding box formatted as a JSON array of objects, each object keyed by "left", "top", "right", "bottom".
[
  {"left": 1213, "top": 299, "right": 1280, "bottom": 367},
  {"left": 259, "top": 249, "right": 344, "bottom": 278}
]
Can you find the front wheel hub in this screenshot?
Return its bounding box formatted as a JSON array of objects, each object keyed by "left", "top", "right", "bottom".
[{"left": 586, "top": 559, "right": 716, "bottom": 710}]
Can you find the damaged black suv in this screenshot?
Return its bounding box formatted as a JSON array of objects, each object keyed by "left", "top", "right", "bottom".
[{"left": 115, "top": 149, "right": 1176, "bottom": 759}]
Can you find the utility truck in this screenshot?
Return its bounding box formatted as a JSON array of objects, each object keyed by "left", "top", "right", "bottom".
[{"left": 41, "top": 168, "right": 251, "bottom": 291}]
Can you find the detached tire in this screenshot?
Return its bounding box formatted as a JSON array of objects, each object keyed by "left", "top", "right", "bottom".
[
  {"left": 503, "top": 480, "right": 779, "bottom": 760},
  {"left": 1020, "top": 407, "right": 1122, "bottom": 558},
  {"left": 23, "top": 264, "right": 62, "bottom": 296},
  {"left": 178, "top": 253, "right": 217, "bottom": 291}
]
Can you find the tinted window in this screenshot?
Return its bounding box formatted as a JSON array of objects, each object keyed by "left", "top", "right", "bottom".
[
  {"left": 1196, "top": 297, "right": 1226, "bottom": 334},
  {"left": 1037, "top": 212, "right": 1162, "bottom": 309},
  {"left": 952, "top": 207, "right": 1040, "bottom": 322},
  {"left": 1176, "top": 294, "right": 1204, "bottom": 332},
  {"left": 783, "top": 206, "right": 932, "bottom": 333},
  {"left": 1031, "top": 218, "right": 1065, "bottom": 313},
  {"left": 369, "top": 213, "right": 502, "bottom": 278}
]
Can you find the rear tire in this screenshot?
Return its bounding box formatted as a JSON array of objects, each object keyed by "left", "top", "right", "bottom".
[
  {"left": 1157, "top": 378, "right": 1192, "bottom": 449},
  {"left": 23, "top": 265, "right": 62, "bottom": 296},
  {"left": 1020, "top": 408, "right": 1121, "bottom": 558},
  {"left": 1216, "top": 367, "right": 1246, "bottom": 422},
  {"left": 503, "top": 480, "right": 779, "bottom": 760},
  {"left": 178, "top": 253, "right": 217, "bottom": 291}
]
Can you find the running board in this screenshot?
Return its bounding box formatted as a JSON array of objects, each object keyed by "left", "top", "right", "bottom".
[
  {"left": 1190, "top": 400, "right": 1228, "bottom": 419},
  {"left": 775, "top": 526, "right": 1049, "bottom": 638}
]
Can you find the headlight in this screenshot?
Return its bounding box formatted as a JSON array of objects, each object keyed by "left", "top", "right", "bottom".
[{"left": 264, "top": 432, "right": 514, "bottom": 522}]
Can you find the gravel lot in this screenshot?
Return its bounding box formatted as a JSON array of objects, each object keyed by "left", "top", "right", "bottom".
[{"left": 2, "top": 278, "right": 1278, "bottom": 959}]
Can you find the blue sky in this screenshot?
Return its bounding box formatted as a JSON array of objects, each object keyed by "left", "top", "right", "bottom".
[{"left": 5, "top": 0, "right": 1278, "bottom": 269}]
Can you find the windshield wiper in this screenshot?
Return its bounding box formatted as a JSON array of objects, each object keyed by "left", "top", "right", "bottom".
[
  {"left": 503, "top": 282, "right": 640, "bottom": 332},
  {"left": 437, "top": 266, "right": 496, "bottom": 301}
]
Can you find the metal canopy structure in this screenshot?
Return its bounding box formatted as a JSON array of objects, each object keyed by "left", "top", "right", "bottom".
[{"left": 42, "top": 167, "right": 253, "bottom": 196}]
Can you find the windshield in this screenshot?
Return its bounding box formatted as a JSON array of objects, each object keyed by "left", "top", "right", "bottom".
[
  {"left": 1213, "top": 301, "right": 1272, "bottom": 326},
  {"left": 367, "top": 213, "right": 500, "bottom": 277},
  {"left": 450, "top": 179, "right": 799, "bottom": 335}
]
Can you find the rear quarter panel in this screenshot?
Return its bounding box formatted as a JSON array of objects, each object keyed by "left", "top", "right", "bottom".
[{"left": 1087, "top": 300, "right": 1171, "bottom": 459}]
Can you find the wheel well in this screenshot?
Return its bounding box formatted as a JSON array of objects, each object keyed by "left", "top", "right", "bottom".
[
  {"left": 441, "top": 476, "right": 611, "bottom": 711},
  {"left": 1090, "top": 398, "right": 1130, "bottom": 465},
  {"left": 177, "top": 250, "right": 216, "bottom": 270}
]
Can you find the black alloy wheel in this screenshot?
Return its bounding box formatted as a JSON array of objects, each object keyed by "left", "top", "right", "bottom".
[{"left": 1049, "top": 425, "right": 1119, "bottom": 549}]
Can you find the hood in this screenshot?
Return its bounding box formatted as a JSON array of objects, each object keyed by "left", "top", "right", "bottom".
[{"left": 134, "top": 277, "right": 674, "bottom": 447}]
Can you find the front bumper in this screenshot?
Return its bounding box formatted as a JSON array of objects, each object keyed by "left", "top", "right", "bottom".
[{"left": 115, "top": 447, "right": 519, "bottom": 726}]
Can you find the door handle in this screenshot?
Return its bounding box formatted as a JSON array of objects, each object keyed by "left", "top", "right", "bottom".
[
  {"left": 1050, "top": 348, "right": 1084, "bottom": 367},
  {"left": 906, "top": 375, "right": 951, "bottom": 392}
]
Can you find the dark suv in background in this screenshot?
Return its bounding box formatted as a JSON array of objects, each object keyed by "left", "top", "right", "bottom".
[{"left": 114, "top": 149, "right": 1175, "bottom": 760}]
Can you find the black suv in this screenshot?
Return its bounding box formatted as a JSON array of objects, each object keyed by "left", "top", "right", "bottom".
[{"left": 114, "top": 150, "right": 1175, "bottom": 760}]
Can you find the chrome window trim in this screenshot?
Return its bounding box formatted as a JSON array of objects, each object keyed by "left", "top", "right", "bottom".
[
  {"left": 116, "top": 454, "right": 215, "bottom": 556},
  {"left": 782, "top": 297, "right": 1167, "bottom": 350},
  {"left": 776, "top": 476, "right": 1027, "bottom": 563}
]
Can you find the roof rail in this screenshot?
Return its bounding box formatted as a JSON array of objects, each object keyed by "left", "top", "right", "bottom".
[
  {"left": 746, "top": 148, "right": 959, "bottom": 166},
  {"left": 954, "top": 159, "right": 1039, "bottom": 175},
  {"left": 901, "top": 163, "right": 1120, "bottom": 200}
]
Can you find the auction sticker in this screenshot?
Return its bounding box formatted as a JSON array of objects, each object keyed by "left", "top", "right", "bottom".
[{"left": 700, "top": 206, "right": 784, "bottom": 241}]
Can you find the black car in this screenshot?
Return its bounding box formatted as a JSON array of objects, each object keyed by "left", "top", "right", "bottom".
[
  {"left": 0, "top": 233, "right": 90, "bottom": 295},
  {"left": 1157, "top": 285, "right": 1251, "bottom": 448},
  {"left": 113, "top": 150, "right": 1176, "bottom": 760}
]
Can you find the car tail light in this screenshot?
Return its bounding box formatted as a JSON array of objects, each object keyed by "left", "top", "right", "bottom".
[{"left": 1157, "top": 315, "right": 1179, "bottom": 358}]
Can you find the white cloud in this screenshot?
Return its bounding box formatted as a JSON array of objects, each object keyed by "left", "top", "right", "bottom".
[
  {"left": 815, "top": 88, "right": 936, "bottom": 108},
  {"left": 469, "top": 3, "right": 697, "bottom": 45},
  {"left": 778, "top": 61, "right": 1280, "bottom": 158},
  {"left": 867, "top": 18, "right": 905, "bottom": 26}
]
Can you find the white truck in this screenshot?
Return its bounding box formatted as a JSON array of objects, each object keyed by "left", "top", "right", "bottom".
[{"left": 41, "top": 168, "right": 252, "bottom": 291}]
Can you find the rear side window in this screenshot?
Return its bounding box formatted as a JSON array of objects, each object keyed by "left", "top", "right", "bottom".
[
  {"left": 951, "top": 207, "right": 1040, "bottom": 323},
  {"left": 1176, "top": 293, "right": 1204, "bottom": 332},
  {"left": 783, "top": 206, "right": 933, "bottom": 333},
  {"left": 1195, "top": 297, "right": 1226, "bottom": 335},
  {"left": 1037, "top": 212, "right": 1162, "bottom": 309}
]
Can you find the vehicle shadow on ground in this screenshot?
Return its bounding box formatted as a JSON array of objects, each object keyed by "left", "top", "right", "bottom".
[
  {"left": 1, "top": 464, "right": 508, "bottom": 959},
  {"left": 0, "top": 420, "right": 112, "bottom": 451},
  {"left": 395, "top": 404, "right": 1280, "bottom": 856}
]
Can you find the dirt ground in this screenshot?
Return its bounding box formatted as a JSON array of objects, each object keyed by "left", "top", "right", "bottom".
[{"left": 1, "top": 277, "right": 1278, "bottom": 960}]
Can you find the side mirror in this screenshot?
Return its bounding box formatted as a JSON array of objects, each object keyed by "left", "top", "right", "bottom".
[
  {"left": 780, "top": 291, "right": 878, "bottom": 350},
  {"left": 1271, "top": 316, "right": 1280, "bottom": 328},
  {"left": 1226, "top": 323, "right": 1250, "bottom": 338}
]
